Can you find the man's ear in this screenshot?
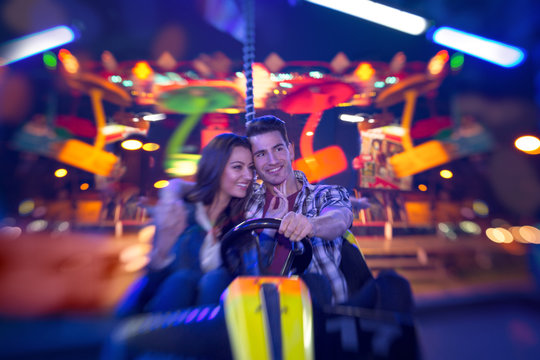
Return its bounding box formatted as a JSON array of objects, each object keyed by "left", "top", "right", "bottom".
[{"left": 288, "top": 142, "right": 295, "bottom": 161}]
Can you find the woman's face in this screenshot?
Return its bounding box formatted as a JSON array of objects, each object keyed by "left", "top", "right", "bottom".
[{"left": 219, "top": 146, "right": 254, "bottom": 200}]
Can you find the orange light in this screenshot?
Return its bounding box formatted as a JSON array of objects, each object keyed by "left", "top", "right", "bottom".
[
  {"left": 80, "top": 183, "right": 89, "bottom": 191},
  {"left": 495, "top": 227, "right": 513, "bottom": 243},
  {"left": 440, "top": 169, "right": 453, "bottom": 179},
  {"left": 514, "top": 135, "right": 540, "bottom": 154},
  {"left": 428, "top": 50, "right": 449, "bottom": 76},
  {"left": 485, "top": 227, "right": 513, "bottom": 243},
  {"left": 58, "top": 48, "right": 79, "bottom": 74},
  {"left": 418, "top": 184, "right": 427, "bottom": 191},
  {"left": 132, "top": 61, "right": 153, "bottom": 80},
  {"left": 55, "top": 168, "right": 68, "bottom": 178},
  {"left": 354, "top": 62, "right": 375, "bottom": 82},
  {"left": 519, "top": 226, "right": 540, "bottom": 244},
  {"left": 293, "top": 146, "right": 347, "bottom": 183}
]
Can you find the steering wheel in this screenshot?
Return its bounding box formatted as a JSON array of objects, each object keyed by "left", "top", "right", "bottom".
[{"left": 220, "top": 218, "right": 313, "bottom": 277}]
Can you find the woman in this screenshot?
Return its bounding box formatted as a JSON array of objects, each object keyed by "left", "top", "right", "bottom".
[{"left": 116, "top": 133, "right": 254, "bottom": 315}]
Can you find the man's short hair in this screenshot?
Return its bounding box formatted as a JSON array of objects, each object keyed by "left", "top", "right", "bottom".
[{"left": 246, "top": 115, "right": 290, "bottom": 144}]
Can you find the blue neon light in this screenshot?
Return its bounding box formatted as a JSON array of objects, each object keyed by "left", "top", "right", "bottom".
[
  {"left": 430, "top": 26, "right": 526, "bottom": 68},
  {"left": 0, "top": 25, "right": 76, "bottom": 66}
]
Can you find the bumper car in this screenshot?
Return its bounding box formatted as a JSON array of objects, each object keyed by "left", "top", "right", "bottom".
[{"left": 108, "top": 218, "right": 420, "bottom": 359}]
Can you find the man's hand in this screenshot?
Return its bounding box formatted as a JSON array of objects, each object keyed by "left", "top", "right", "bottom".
[{"left": 279, "top": 212, "right": 314, "bottom": 242}]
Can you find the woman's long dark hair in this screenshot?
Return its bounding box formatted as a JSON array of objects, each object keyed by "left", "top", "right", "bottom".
[{"left": 185, "top": 133, "right": 253, "bottom": 235}]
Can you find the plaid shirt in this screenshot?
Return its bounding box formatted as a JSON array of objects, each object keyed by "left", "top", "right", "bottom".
[{"left": 245, "top": 171, "right": 351, "bottom": 303}]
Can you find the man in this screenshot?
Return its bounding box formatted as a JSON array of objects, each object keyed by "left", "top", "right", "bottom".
[
  {"left": 152, "top": 115, "right": 353, "bottom": 304},
  {"left": 244, "top": 115, "right": 353, "bottom": 303}
]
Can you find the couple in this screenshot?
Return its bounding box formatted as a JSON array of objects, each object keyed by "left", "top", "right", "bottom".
[{"left": 117, "top": 115, "right": 353, "bottom": 316}]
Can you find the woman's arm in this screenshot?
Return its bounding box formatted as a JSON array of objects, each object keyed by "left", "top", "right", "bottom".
[{"left": 147, "top": 198, "right": 188, "bottom": 270}]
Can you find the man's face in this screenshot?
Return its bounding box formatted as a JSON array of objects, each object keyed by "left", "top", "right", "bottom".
[{"left": 249, "top": 131, "right": 295, "bottom": 187}]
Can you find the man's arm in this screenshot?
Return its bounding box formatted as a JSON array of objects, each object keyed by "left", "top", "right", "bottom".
[
  {"left": 311, "top": 206, "right": 353, "bottom": 239},
  {"left": 279, "top": 205, "right": 353, "bottom": 242}
]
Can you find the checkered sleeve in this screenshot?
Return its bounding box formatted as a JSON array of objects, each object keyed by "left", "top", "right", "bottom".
[
  {"left": 318, "top": 185, "right": 352, "bottom": 213},
  {"left": 307, "top": 236, "right": 348, "bottom": 304}
]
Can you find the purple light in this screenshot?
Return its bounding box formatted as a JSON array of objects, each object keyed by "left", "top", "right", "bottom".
[
  {"left": 208, "top": 305, "right": 221, "bottom": 320},
  {"left": 219, "top": 289, "right": 229, "bottom": 303},
  {"left": 196, "top": 307, "right": 210, "bottom": 322},
  {"left": 185, "top": 308, "right": 199, "bottom": 323},
  {"left": 172, "top": 309, "right": 189, "bottom": 325}
]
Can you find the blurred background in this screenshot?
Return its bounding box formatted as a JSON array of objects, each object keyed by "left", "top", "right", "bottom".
[{"left": 0, "top": 0, "right": 539, "bottom": 359}]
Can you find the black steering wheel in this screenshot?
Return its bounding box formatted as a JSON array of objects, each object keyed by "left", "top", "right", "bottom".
[{"left": 220, "top": 218, "right": 313, "bottom": 277}]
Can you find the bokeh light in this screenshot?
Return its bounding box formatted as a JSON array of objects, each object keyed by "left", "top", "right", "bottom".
[
  {"left": 519, "top": 226, "right": 540, "bottom": 244},
  {"left": 56, "top": 221, "right": 70, "bottom": 232},
  {"left": 80, "top": 183, "right": 89, "bottom": 191},
  {"left": 354, "top": 62, "right": 375, "bottom": 81},
  {"left": 514, "top": 135, "right": 540, "bottom": 154},
  {"left": 0, "top": 226, "right": 22, "bottom": 240},
  {"left": 427, "top": 50, "right": 449, "bottom": 76},
  {"left": 142, "top": 142, "right": 160, "bottom": 152},
  {"left": 121, "top": 139, "right": 143, "bottom": 150},
  {"left": 485, "top": 227, "right": 513, "bottom": 243},
  {"left": 18, "top": 199, "right": 35, "bottom": 215},
  {"left": 32, "top": 206, "right": 47, "bottom": 218},
  {"left": 460, "top": 207, "right": 475, "bottom": 219},
  {"left": 165, "top": 155, "right": 200, "bottom": 177},
  {"left": 437, "top": 222, "right": 457, "bottom": 240},
  {"left": 42, "top": 51, "right": 57, "bottom": 69},
  {"left": 132, "top": 61, "right": 153, "bottom": 80},
  {"left": 54, "top": 168, "right": 67, "bottom": 177},
  {"left": 58, "top": 48, "right": 79, "bottom": 74},
  {"left": 418, "top": 184, "right": 427, "bottom": 191},
  {"left": 459, "top": 221, "right": 482, "bottom": 235},
  {"left": 450, "top": 52, "right": 464, "bottom": 71},
  {"left": 440, "top": 169, "right": 453, "bottom": 179},
  {"left": 509, "top": 227, "right": 526, "bottom": 243},
  {"left": 154, "top": 180, "right": 169, "bottom": 189},
  {"left": 472, "top": 200, "right": 489, "bottom": 217},
  {"left": 26, "top": 219, "right": 48, "bottom": 233}
]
